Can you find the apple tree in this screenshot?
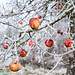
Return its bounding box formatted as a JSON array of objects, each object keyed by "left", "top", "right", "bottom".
[{"left": 0, "top": 0, "right": 75, "bottom": 74}]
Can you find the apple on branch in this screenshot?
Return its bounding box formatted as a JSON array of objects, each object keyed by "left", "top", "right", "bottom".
[
  {"left": 9, "top": 61, "right": 21, "bottom": 72},
  {"left": 20, "top": 49, "right": 27, "bottom": 57},
  {"left": 64, "top": 39, "right": 73, "bottom": 47},
  {"left": 3, "top": 45, "right": 8, "bottom": 49},
  {"left": 29, "top": 18, "right": 40, "bottom": 29},
  {"left": 45, "top": 39, "right": 54, "bottom": 47}
]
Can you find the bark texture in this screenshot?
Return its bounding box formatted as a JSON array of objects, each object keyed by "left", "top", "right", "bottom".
[{"left": 67, "top": 11, "right": 75, "bottom": 75}]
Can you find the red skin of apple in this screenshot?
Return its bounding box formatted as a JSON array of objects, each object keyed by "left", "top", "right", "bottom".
[
  {"left": 19, "top": 21, "right": 23, "bottom": 24},
  {"left": 32, "top": 56, "right": 35, "bottom": 60},
  {"left": 9, "top": 61, "right": 21, "bottom": 72},
  {"left": 38, "top": 15, "right": 42, "bottom": 19},
  {"left": 58, "top": 5, "right": 62, "bottom": 9},
  {"left": 29, "top": 41, "right": 34, "bottom": 46},
  {"left": 45, "top": 39, "right": 54, "bottom": 47},
  {"left": 55, "top": 6, "right": 57, "bottom": 9},
  {"left": 3, "top": 45, "right": 8, "bottom": 49},
  {"left": 20, "top": 49, "right": 27, "bottom": 57},
  {"left": 57, "top": 30, "right": 61, "bottom": 34},
  {"left": 64, "top": 39, "right": 73, "bottom": 47},
  {"left": 60, "top": 32, "right": 63, "bottom": 35},
  {"left": 29, "top": 18, "right": 40, "bottom": 29}
]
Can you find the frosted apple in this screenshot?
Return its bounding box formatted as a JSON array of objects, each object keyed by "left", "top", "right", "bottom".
[
  {"left": 55, "top": 6, "right": 57, "bottom": 9},
  {"left": 45, "top": 39, "right": 54, "bottom": 47},
  {"left": 20, "top": 49, "right": 27, "bottom": 57},
  {"left": 57, "top": 30, "right": 61, "bottom": 34},
  {"left": 64, "top": 39, "right": 73, "bottom": 47},
  {"left": 38, "top": 15, "right": 42, "bottom": 19},
  {"left": 3, "top": 45, "right": 8, "bottom": 49},
  {"left": 58, "top": 5, "right": 62, "bottom": 9},
  {"left": 9, "top": 61, "right": 21, "bottom": 72},
  {"left": 19, "top": 21, "right": 23, "bottom": 24},
  {"left": 29, "top": 41, "right": 34, "bottom": 46},
  {"left": 60, "top": 32, "right": 63, "bottom": 35},
  {"left": 29, "top": 18, "right": 40, "bottom": 29}
]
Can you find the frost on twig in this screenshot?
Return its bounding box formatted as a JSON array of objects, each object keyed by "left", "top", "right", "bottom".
[{"left": 0, "top": 0, "right": 75, "bottom": 74}]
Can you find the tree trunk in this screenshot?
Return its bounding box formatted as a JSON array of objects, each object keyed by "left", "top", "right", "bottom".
[{"left": 67, "top": 11, "right": 75, "bottom": 75}]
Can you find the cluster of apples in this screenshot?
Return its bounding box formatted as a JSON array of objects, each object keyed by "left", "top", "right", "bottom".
[
  {"left": 55, "top": 3, "right": 62, "bottom": 9},
  {"left": 9, "top": 49, "right": 27, "bottom": 72},
  {"left": 57, "top": 30, "right": 63, "bottom": 35},
  {"left": 19, "top": 15, "right": 42, "bottom": 29},
  {"left": 29, "top": 17, "right": 73, "bottom": 48},
  {"left": 45, "top": 39, "right": 73, "bottom": 48},
  {"left": 8, "top": 15, "right": 73, "bottom": 72},
  {"left": 6, "top": 39, "right": 73, "bottom": 72},
  {"left": 9, "top": 49, "right": 27, "bottom": 71},
  {"left": 9, "top": 41, "right": 35, "bottom": 72}
]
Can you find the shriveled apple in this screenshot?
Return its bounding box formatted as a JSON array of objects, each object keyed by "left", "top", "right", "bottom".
[{"left": 9, "top": 61, "right": 21, "bottom": 71}]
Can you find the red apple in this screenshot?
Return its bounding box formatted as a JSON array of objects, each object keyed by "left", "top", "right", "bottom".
[
  {"left": 19, "top": 21, "right": 23, "bottom": 24},
  {"left": 29, "top": 41, "right": 34, "bottom": 46},
  {"left": 38, "top": 15, "right": 42, "bottom": 19},
  {"left": 9, "top": 61, "right": 21, "bottom": 71},
  {"left": 20, "top": 49, "right": 27, "bottom": 57},
  {"left": 55, "top": 6, "right": 57, "bottom": 9},
  {"left": 3, "top": 45, "right": 8, "bottom": 49},
  {"left": 64, "top": 39, "right": 73, "bottom": 47},
  {"left": 45, "top": 39, "right": 54, "bottom": 47},
  {"left": 29, "top": 18, "right": 40, "bottom": 29},
  {"left": 60, "top": 32, "right": 63, "bottom": 35},
  {"left": 58, "top": 5, "right": 62, "bottom": 9},
  {"left": 57, "top": 30, "right": 61, "bottom": 34},
  {"left": 32, "top": 56, "right": 35, "bottom": 60},
  {"left": 28, "top": 11, "right": 30, "bottom": 13}
]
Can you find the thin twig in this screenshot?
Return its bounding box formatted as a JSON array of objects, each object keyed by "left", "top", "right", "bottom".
[{"left": 46, "top": 57, "right": 62, "bottom": 75}]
